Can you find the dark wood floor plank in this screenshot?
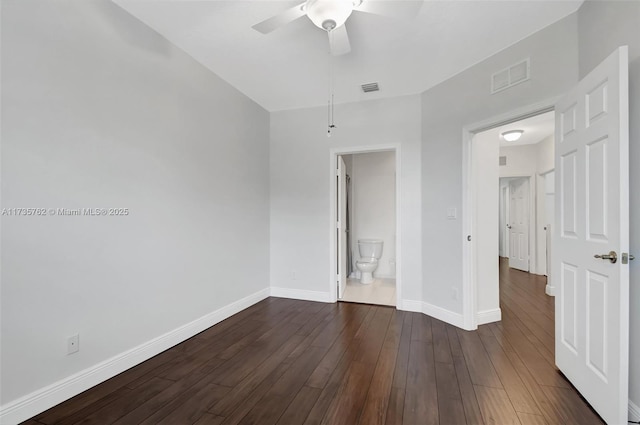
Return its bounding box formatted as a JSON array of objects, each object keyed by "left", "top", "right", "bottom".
[
  {"left": 491, "top": 312, "right": 569, "bottom": 389},
  {"left": 112, "top": 355, "right": 228, "bottom": 425},
  {"left": 155, "top": 384, "right": 230, "bottom": 425},
  {"left": 432, "top": 318, "right": 453, "bottom": 364},
  {"left": 306, "top": 304, "right": 371, "bottom": 389},
  {"left": 452, "top": 354, "right": 486, "bottom": 425},
  {"left": 539, "top": 385, "right": 604, "bottom": 425},
  {"left": 390, "top": 311, "right": 413, "bottom": 390},
  {"left": 238, "top": 346, "right": 329, "bottom": 425},
  {"left": 410, "top": 313, "right": 433, "bottom": 343},
  {"left": 456, "top": 328, "right": 503, "bottom": 388},
  {"left": 446, "top": 323, "right": 464, "bottom": 358},
  {"left": 403, "top": 340, "right": 438, "bottom": 425},
  {"left": 473, "top": 385, "right": 522, "bottom": 425},
  {"left": 479, "top": 330, "right": 541, "bottom": 415},
  {"left": 320, "top": 361, "right": 376, "bottom": 425},
  {"left": 435, "top": 361, "right": 467, "bottom": 425},
  {"left": 358, "top": 310, "right": 403, "bottom": 425},
  {"left": 517, "top": 412, "right": 549, "bottom": 425},
  {"left": 500, "top": 299, "right": 555, "bottom": 360},
  {"left": 209, "top": 334, "right": 306, "bottom": 417},
  {"left": 275, "top": 386, "right": 322, "bottom": 425},
  {"left": 194, "top": 413, "right": 226, "bottom": 425},
  {"left": 75, "top": 377, "right": 173, "bottom": 425},
  {"left": 319, "top": 308, "right": 393, "bottom": 425},
  {"left": 384, "top": 386, "right": 405, "bottom": 425},
  {"left": 487, "top": 325, "right": 575, "bottom": 425},
  {"left": 303, "top": 344, "right": 358, "bottom": 425},
  {"left": 211, "top": 317, "right": 306, "bottom": 387},
  {"left": 217, "top": 353, "right": 300, "bottom": 425}
]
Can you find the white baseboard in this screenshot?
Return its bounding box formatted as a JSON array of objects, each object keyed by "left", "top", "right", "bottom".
[
  {"left": 399, "top": 299, "right": 422, "bottom": 313},
  {"left": 477, "top": 308, "right": 502, "bottom": 325},
  {"left": 398, "top": 300, "right": 465, "bottom": 329},
  {"left": 270, "top": 287, "right": 332, "bottom": 303},
  {"left": 423, "top": 302, "right": 466, "bottom": 328},
  {"left": 545, "top": 284, "right": 556, "bottom": 296},
  {"left": 630, "top": 400, "right": 640, "bottom": 422},
  {"left": 0, "top": 288, "right": 270, "bottom": 425}
]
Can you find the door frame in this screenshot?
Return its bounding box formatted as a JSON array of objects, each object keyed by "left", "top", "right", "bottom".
[
  {"left": 329, "top": 144, "right": 401, "bottom": 306},
  {"left": 461, "top": 97, "right": 560, "bottom": 329}
]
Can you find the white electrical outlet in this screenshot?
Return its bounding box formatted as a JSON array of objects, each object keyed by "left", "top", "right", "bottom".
[
  {"left": 67, "top": 334, "right": 79, "bottom": 355},
  {"left": 290, "top": 270, "right": 297, "bottom": 280}
]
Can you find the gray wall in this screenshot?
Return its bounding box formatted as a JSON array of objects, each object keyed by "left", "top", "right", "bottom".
[
  {"left": 1, "top": 0, "right": 269, "bottom": 406},
  {"left": 421, "top": 14, "right": 579, "bottom": 313},
  {"left": 577, "top": 0, "right": 640, "bottom": 411}
]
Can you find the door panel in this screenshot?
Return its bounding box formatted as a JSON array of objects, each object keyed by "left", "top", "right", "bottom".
[
  {"left": 554, "top": 46, "right": 629, "bottom": 425},
  {"left": 509, "top": 178, "right": 529, "bottom": 271}
]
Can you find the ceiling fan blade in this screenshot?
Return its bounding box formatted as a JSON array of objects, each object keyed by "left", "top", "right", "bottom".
[
  {"left": 355, "top": 0, "right": 423, "bottom": 19},
  {"left": 252, "top": 3, "right": 307, "bottom": 34},
  {"left": 329, "top": 25, "right": 351, "bottom": 56}
]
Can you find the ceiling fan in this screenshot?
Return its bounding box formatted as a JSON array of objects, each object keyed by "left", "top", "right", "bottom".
[{"left": 252, "top": 0, "right": 422, "bottom": 56}]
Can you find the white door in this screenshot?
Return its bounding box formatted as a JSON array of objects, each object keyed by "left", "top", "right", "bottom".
[
  {"left": 508, "top": 178, "right": 529, "bottom": 271},
  {"left": 554, "top": 46, "right": 629, "bottom": 425},
  {"left": 500, "top": 185, "right": 509, "bottom": 257},
  {"left": 337, "top": 156, "right": 347, "bottom": 299}
]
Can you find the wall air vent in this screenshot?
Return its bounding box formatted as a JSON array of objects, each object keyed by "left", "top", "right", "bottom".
[
  {"left": 499, "top": 156, "right": 507, "bottom": 166},
  {"left": 361, "top": 82, "right": 379, "bottom": 93},
  {"left": 491, "top": 58, "right": 530, "bottom": 94}
]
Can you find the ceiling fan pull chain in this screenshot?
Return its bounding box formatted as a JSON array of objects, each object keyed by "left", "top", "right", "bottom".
[{"left": 327, "top": 30, "right": 335, "bottom": 137}]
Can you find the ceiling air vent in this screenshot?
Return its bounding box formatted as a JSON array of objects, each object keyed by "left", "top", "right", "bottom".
[
  {"left": 499, "top": 156, "right": 507, "bottom": 166},
  {"left": 491, "top": 58, "right": 530, "bottom": 94},
  {"left": 361, "top": 82, "right": 379, "bottom": 93}
]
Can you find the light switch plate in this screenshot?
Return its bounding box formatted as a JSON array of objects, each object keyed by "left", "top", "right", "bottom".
[{"left": 446, "top": 207, "right": 457, "bottom": 219}]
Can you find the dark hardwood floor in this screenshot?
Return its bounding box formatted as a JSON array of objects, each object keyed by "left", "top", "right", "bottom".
[{"left": 23, "top": 259, "right": 603, "bottom": 424}]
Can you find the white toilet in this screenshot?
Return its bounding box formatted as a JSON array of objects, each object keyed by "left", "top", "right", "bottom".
[{"left": 355, "top": 239, "right": 383, "bottom": 284}]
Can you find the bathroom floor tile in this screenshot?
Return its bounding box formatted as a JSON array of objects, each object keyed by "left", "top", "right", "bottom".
[{"left": 341, "top": 278, "right": 396, "bottom": 306}]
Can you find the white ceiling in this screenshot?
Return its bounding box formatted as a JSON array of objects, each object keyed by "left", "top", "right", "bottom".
[
  {"left": 481, "top": 110, "right": 555, "bottom": 147},
  {"left": 113, "top": 0, "right": 583, "bottom": 111}
]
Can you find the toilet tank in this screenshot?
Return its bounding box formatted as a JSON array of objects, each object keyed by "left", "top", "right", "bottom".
[{"left": 358, "top": 239, "right": 383, "bottom": 260}]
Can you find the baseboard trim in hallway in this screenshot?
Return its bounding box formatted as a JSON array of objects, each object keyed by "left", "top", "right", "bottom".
[
  {"left": 0, "top": 288, "right": 270, "bottom": 425},
  {"left": 402, "top": 300, "right": 466, "bottom": 329},
  {"left": 476, "top": 308, "right": 502, "bottom": 325}
]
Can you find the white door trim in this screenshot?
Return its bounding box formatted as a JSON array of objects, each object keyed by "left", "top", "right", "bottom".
[
  {"left": 328, "top": 144, "right": 401, "bottom": 307},
  {"left": 462, "top": 97, "right": 560, "bottom": 330}
]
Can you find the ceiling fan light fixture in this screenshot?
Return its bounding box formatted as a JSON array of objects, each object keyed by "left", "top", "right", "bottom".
[
  {"left": 501, "top": 130, "right": 524, "bottom": 142},
  {"left": 306, "top": 0, "right": 354, "bottom": 31}
]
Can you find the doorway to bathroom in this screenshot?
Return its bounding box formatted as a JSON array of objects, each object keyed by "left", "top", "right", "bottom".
[{"left": 333, "top": 148, "right": 398, "bottom": 307}]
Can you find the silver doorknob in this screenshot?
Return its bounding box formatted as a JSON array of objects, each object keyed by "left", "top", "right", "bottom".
[
  {"left": 507, "top": 225, "right": 512, "bottom": 229},
  {"left": 594, "top": 251, "right": 617, "bottom": 264}
]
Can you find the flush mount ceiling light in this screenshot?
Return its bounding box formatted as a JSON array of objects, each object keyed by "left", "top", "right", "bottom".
[{"left": 501, "top": 130, "right": 524, "bottom": 142}]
